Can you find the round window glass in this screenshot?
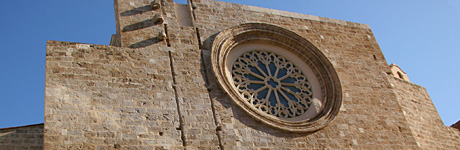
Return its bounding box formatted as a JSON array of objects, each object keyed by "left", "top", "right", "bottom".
[
  {"left": 226, "top": 43, "right": 323, "bottom": 122},
  {"left": 232, "top": 50, "right": 313, "bottom": 118},
  {"left": 211, "top": 23, "right": 342, "bottom": 132}
]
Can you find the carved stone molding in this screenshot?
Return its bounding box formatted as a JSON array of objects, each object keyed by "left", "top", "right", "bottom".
[{"left": 211, "top": 23, "right": 342, "bottom": 132}]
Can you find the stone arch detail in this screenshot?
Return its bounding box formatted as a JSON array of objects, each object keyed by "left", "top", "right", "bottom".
[{"left": 211, "top": 23, "right": 342, "bottom": 132}]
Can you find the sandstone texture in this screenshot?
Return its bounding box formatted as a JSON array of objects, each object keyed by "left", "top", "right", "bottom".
[
  {"left": 0, "top": 124, "right": 44, "bottom": 150},
  {"left": 31, "top": 0, "right": 460, "bottom": 149}
]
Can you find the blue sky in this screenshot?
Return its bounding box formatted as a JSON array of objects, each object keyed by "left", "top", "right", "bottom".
[{"left": 0, "top": 0, "right": 459, "bottom": 128}]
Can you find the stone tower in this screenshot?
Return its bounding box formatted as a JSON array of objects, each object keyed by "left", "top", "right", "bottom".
[{"left": 40, "top": 0, "right": 460, "bottom": 149}]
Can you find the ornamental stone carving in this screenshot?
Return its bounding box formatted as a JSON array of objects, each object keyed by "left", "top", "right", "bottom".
[{"left": 211, "top": 23, "right": 342, "bottom": 132}]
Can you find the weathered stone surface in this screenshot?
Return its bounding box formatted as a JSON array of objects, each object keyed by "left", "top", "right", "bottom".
[
  {"left": 389, "top": 77, "right": 460, "bottom": 149},
  {"left": 39, "top": 0, "right": 460, "bottom": 149},
  {"left": 45, "top": 41, "right": 183, "bottom": 149},
  {"left": 0, "top": 124, "right": 44, "bottom": 150},
  {"left": 452, "top": 121, "right": 460, "bottom": 130}
]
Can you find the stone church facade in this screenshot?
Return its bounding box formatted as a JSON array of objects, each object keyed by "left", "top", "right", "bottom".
[{"left": 1, "top": 0, "right": 460, "bottom": 149}]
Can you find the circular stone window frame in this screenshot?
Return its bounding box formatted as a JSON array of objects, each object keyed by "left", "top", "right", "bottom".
[
  {"left": 211, "top": 23, "right": 342, "bottom": 132},
  {"left": 227, "top": 43, "right": 323, "bottom": 121}
]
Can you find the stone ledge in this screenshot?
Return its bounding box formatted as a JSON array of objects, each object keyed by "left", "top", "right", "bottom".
[
  {"left": 451, "top": 120, "right": 460, "bottom": 130},
  {"left": 234, "top": 2, "right": 370, "bottom": 29},
  {"left": 388, "top": 75, "right": 425, "bottom": 89},
  {"left": 0, "top": 123, "right": 44, "bottom": 131}
]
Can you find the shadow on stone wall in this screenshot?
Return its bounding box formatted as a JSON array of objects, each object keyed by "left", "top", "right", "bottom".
[
  {"left": 120, "top": 5, "right": 152, "bottom": 16},
  {"left": 122, "top": 5, "right": 165, "bottom": 48},
  {"left": 122, "top": 19, "right": 156, "bottom": 32},
  {"left": 129, "top": 37, "right": 161, "bottom": 48},
  {"left": 0, "top": 123, "right": 44, "bottom": 150}
]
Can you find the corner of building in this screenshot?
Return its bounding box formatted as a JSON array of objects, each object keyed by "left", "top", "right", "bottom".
[
  {"left": 387, "top": 74, "right": 460, "bottom": 149},
  {"left": 0, "top": 123, "right": 44, "bottom": 150}
]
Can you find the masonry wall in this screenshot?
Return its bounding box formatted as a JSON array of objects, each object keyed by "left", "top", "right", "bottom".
[
  {"left": 110, "top": 0, "right": 419, "bottom": 149},
  {"left": 452, "top": 121, "right": 460, "bottom": 130},
  {"left": 389, "top": 77, "right": 460, "bottom": 149},
  {"left": 45, "top": 41, "right": 183, "bottom": 149},
  {"left": 193, "top": 0, "right": 420, "bottom": 149},
  {"left": 44, "top": 0, "right": 459, "bottom": 149},
  {"left": 0, "top": 123, "right": 44, "bottom": 150}
]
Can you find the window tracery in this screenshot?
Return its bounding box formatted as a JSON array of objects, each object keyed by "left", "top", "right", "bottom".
[
  {"left": 211, "top": 23, "right": 342, "bottom": 132},
  {"left": 232, "top": 50, "right": 313, "bottom": 118}
]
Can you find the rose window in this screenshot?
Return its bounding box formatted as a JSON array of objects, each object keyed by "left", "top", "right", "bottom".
[
  {"left": 231, "top": 50, "right": 313, "bottom": 118},
  {"left": 211, "top": 23, "right": 342, "bottom": 132}
]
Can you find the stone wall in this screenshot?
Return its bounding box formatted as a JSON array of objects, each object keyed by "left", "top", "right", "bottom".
[
  {"left": 45, "top": 41, "right": 183, "bottom": 149},
  {"left": 452, "top": 121, "right": 460, "bottom": 130},
  {"left": 0, "top": 123, "right": 43, "bottom": 150},
  {"left": 43, "top": 0, "right": 460, "bottom": 149},
  {"left": 111, "top": 0, "right": 418, "bottom": 149},
  {"left": 389, "top": 77, "right": 460, "bottom": 149},
  {"left": 191, "top": 0, "right": 418, "bottom": 149}
]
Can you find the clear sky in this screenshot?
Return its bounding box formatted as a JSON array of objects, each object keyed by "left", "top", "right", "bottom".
[{"left": 0, "top": 0, "right": 459, "bottom": 128}]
